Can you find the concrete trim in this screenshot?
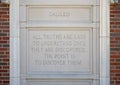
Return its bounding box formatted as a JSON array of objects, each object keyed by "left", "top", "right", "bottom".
[
  {"left": 10, "top": 0, "right": 20, "bottom": 85},
  {"left": 100, "top": 0, "right": 110, "bottom": 85}
]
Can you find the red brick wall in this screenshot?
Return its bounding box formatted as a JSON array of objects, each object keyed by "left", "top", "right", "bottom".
[
  {"left": 110, "top": 4, "right": 120, "bottom": 85},
  {"left": 0, "top": 2, "right": 120, "bottom": 85},
  {"left": 0, "top": 3, "right": 9, "bottom": 85}
]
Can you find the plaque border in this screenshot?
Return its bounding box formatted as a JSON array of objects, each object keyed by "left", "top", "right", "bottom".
[
  {"left": 27, "top": 5, "right": 92, "bottom": 23},
  {"left": 27, "top": 28, "right": 93, "bottom": 75}
]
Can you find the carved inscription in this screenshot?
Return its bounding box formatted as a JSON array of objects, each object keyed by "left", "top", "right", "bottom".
[
  {"left": 49, "top": 12, "right": 70, "bottom": 17},
  {"left": 28, "top": 30, "right": 91, "bottom": 73}
]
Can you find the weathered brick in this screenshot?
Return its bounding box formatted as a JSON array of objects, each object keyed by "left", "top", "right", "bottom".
[
  {"left": 111, "top": 48, "right": 120, "bottom": 51},
  {"left": 111, "top": 32, "right": 120, "bottom": 36},
  {"left": 110, "top": 3, "right": 120, "bottom": 85},
  {"left": 2, "top": 44, "right": 9, "bottom": 48},
  {"left": 0, "top": 63, "right": 7, "bottom": 66},
  {"left": 0, "top": 33, "right": 7, "bottom": 36},
  {"left": 0, "top": 3, "right": 9, "bottom": 85}
]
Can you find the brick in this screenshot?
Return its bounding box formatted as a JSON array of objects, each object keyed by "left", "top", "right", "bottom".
[
  {"left": 116, "top": 81, "right": 120, "bottom": 84},
  {"left": 0, "top": 55, "right": 8, "bottom": 58},
  {"left": 0, "top": 70, "right": 7, "bottom": 72},
  {"left": 2, "top": 59, "right": 9, "bottom": 62},
  {"left": 1, "top": 15, "right": 9, "bottom": 18},
  {"left": 0, "top": 26, "right": 9, "bottom": 28},
  {"left": 5, "top": 52, "right": 9, "bottom": 54},
  {"left": 110, "top": 3, "right": 120, "bottom": 85},
  {"left": 0, "top": 18, "right": 8, "bottom": 20},
  {"left": 2, "top": 37, "right": 9, "bottom": 40},
  {"left": 3, "top": 80, "right": 9, "bottom": 84},
  {"left": 116, "top": 59, "right": 120, "bottom": 62},
  {"left": 0, "top": 48, "right": 8, "bottom": 51},
  {"left": 1, "top": 22, "right": 9, "bottom": 25},
  {"left": 111, "top": 32, "right": 120, "bottom": 36},
  {"left": 111, "top": 48, "right": 120, "bottom": 51},
  {"left": 2, "top": 44, "right": 9, "bottom": 48},
  {"left": 0, "top": 41, "right": 7, "bottom": 44},
  {"left": 0, "top": 52, "right": 4, "bottom": 54},
  {"left": 0, "top": 33, "right": 7, "bottom": 36},
  {"left": 0, "top": 63, "right": 7, "bottom": 65},
  {"left": 116, "top": 66, "right": 120, "bottom": 69},
  {"left": 111, "top": 63, "right": 120, "bottom": 65},
  {"left": 3, "top": 30, "right": 9, "bottom": 32},
  {"left": 2, "top": 72, "right": 9, "bottom": 75}
]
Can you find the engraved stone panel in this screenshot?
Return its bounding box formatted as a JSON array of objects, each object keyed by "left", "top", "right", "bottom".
[
  {"left": 27, "top": 28, "right": 92, "bottom": 74},
  {"left": 27, "top": 6, "right": 92, "bottom": 23},
  {"left": 19, "top": 0, "right": 100, "bottom": 85}
]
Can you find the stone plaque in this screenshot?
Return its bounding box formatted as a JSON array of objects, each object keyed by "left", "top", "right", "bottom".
[
  {"left": 27, "top": 6, "right": 92, "bottom": 23},
  {"left": 18, "top": 0, "right": 101, "bottom": 85},
  {"left": 27, "top": 28, "right": 92, "bottom": 74}
]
